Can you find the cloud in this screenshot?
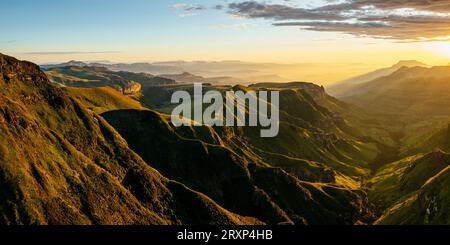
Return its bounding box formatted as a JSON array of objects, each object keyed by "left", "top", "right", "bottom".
[
  {"left": 227, "top": 0, "right": 450, "bottom": 41},
  {"left": 229, "top": 1, "right": 346, "bottom": 21},
  {"left": 173, "top": 3, "right": 206, "bottom": 17},
  {"left": 173, "top": 3, "right": 206, "bottom": 11},
  {"left": 210, "top": 23, "right": 255, "bottom": 30},
  {"left": 23, "top": 51, "right": 121, "bottom": 55},
  {"left": 0, "top": 40, "right": 16, "bottom": 44},
  {"left": 317, "top": 0, "right": 450, "bottom": 13},
  {"left": 214, "top": 5, "right": 224, "bottom": 10}
]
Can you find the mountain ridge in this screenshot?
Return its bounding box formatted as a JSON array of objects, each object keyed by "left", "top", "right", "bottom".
[
  {"left": 0, "top": 53, "right": 260, "bottom": 225},
  {"left": 340, "top": 65, "right": 450, "bottom": 120},
  {"left": 327, "top": 60, "right": 428, "bottom": 98},
  {"left": 44, "top": 65, "right": 176, "bottom": 95}
]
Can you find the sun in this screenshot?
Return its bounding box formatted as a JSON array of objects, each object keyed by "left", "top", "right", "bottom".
[{"left": 434, "top": 42, "right": 450, "bottom": 58}]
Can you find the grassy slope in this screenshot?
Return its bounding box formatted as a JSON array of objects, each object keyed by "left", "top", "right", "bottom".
[
  {"left": 369, "top": 151, "right": 450, "bottom": 224},
  {"left": 374, "top": 165, "right": 450, "bottom": 225},
  {"left": 400, "top": 119, "right": 450, "bottom": 157},
  {"left": 65, "top": 86, "right": 145, "bottom": 114},
  {"left": 341, "top": 66, "right": 450, "bottom": 129},
  {"left": 0, "top": 53, "right": 258, "bottom": 225}
]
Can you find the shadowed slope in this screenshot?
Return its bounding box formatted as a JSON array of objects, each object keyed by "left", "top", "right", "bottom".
[
  {"left": 102, "top": 109, "right": 374, "bottom": 225},
  {"left": 140, "top": 82, "right": 379, "bottom": 177}
]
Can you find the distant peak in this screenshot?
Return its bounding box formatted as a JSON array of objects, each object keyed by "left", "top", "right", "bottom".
[
  {"left": 393, "top": 60, "right": 427, "bottom": 68},
  {"left": 65, "top": 60, "right": 87, "bottom": 65}
]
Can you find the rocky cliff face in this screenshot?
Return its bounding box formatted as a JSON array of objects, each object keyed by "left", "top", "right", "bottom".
[
  {"left": 44, "top": 66, "right": 176, "bottom": 96},
  {"left": 117, "top": 80, "right": 142, "bottom": 95}
]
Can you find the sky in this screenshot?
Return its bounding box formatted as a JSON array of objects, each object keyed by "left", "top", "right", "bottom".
[{"left": 1, "top": 0, "right": 450, "bottom": 68}]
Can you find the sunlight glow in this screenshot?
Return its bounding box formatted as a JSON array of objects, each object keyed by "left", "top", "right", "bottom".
[{"left": 434, "top": 42, "right": 450, "bottom": 58}]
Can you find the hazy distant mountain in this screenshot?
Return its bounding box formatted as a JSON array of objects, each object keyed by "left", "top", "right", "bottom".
[
  {"left": 40, "top": 60, "right": 88, "bottom": 69},
  {"left": 159, "top": 72, "right": 244, "bottom": 85},
  {"left": 244, "top": 74, "right": 288, "bottom": 83},
  {"left": 40, "top": 60, "right": 381, "bottom": 85},
  {"left": 159, "top": 72, "right": 210, "bottom": 83},
  {"left": 100, "top": 61, "right": 291, "bottom": 84},
  {"left": 341, "top": 66, "right": 450, "bottom": 121},
  {"left": 327, "top": 60, "right": 428, "bottom": 97}
]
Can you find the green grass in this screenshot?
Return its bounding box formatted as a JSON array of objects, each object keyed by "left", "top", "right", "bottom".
[
  {"left": 65, "top": 86, "right": 145, "bottom": 114},
  {"left": 369, "top": 151, "right": 450, "bottom": 224}
]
